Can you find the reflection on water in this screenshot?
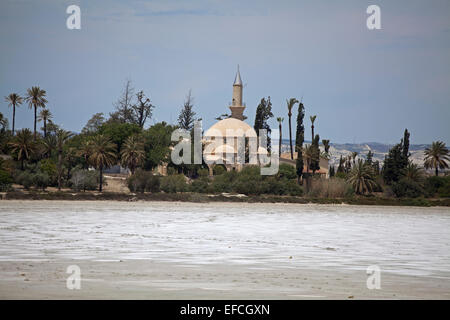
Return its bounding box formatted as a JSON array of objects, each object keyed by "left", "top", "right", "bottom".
[{"left": 1, "top": 201, "right": 449, "bottom": 278}]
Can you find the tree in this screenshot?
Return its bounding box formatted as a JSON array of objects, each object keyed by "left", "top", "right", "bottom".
[
  {"left": 402, "top": 129, "right": 410, "bottom": 168},
  {"left": 40, "top": 134, "right": 57, "bottom": 159},
  {"left": 254, "top": 97, "right": 274, "bottom": 150},
  {"left": 276, "top": 117, "right": 284, "bottom": 156},
  {"left": 366, "top": 150, "right": 373, "bottom": 166},
  {"left": 133, "top": 90, "right": 154, "bottom": 128},
  {"left": 177, "top": 90, "right": 196, "bottom": 131},
  {"left": 383, "top": 129, "right": 410, "bottom": 184},
  {"left": 98, "top": 122, "right": 141, "bottom": 153},
  {"left": 121, "top": 135, "right": 145, "bottom": 175},
  {"left": 322, "top": 139, "right": 330, "bottom": 155},
  {"left": 65, "top": 147, "right": 77, "bottom": 181},
  {"left": 25, "top": 86, "right": 47, "bottom": 139},
  {"left": 351, "top": 151, "right": 358, "bottom": 165},
  {"left": 8, "top": 128, "right": 35, "bottom": 170},
  {"left": 5, "top": 93, "right": 23, "bottom": 135},
  {"left": 337, "top": 155, "right": 345, "bottom": 173},
  {"left": 286, "top": 98, "right": 299, "bottom": 160},
  {"left": 77, "top": 140, "right": 92, "bottom": 169},
  {"left": 310, "top": 134, "right": 320, "bottom": 173},
  {"left": 110, "top": 79, "right": 135, "bottom": 123},
  {"left": 37, "top": 109, "right": 52, "bottom": 138},
  {"left": 310, "top": 115, "right": 317, "bottom": 141},
  {"left": 88, "top": 134, "right": 117, "bottom": 192},
  {"left": 295, "top": 102, "right": 305, "bottom": 184},
  {"left": 143, "top": 122, "right": 177, "bottom": 170},
  {"left": 402, "top": 161, "right": 424, "bottom": 183},
  {"left": 329, "top": 165, "right": 335, "bottom": 177},
  {"left": 82, "top": 113, "right": 105, "bottom": 135},
  {"left": 347, "top": 159, "right": 377, "bottom": 195},
  {"left": 424, "top": 141, "right": 450, "bottom": 176},
  {"left": 56, "top": 129, "right": 73, "bottom": 190}
]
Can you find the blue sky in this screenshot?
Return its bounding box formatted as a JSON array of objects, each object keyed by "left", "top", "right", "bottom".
[{"left": 1, "top": 0, "right": 449, "bottom": 144}]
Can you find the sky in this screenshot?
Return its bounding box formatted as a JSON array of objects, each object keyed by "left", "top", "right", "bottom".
[{"left": 0, "top": 0, "right": 449, "bottom": 145}]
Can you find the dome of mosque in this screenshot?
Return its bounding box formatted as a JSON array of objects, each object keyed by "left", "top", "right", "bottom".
[{"left": 204, "top": 118, "right": 257, "bottom": 138}]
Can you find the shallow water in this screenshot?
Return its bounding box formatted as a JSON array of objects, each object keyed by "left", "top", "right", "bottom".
[{"left": 1, "top": 201, "right": 449, "bottom": 278}]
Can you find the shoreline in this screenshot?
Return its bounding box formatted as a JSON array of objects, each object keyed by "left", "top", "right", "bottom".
[
  {"left": 1, "top": 191, "right": 449, "bottom": 207},
  {"left": 1, "top": 259, "right": 449, "bottom": 299}
]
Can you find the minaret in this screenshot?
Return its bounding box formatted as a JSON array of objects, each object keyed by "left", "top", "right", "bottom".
[{"left": 229, "top": 65, "right": 245, "bottom": 120}]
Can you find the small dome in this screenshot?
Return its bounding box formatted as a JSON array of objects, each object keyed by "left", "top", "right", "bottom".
[{"left": 204, "top": 118, "right": 257, "bottom": 138}]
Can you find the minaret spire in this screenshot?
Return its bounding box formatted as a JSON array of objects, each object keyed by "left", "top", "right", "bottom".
[
  {"left": 234, "top": 65, "right": 242, "bottom": 86},
  {"left": 230, "top": 65, "right": 245, "bottom": 120}
]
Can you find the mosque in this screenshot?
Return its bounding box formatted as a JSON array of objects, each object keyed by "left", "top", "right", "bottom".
[
  {"left": 158, "top": 67, "right": 329, "bottom": 177},
  {"left": 203, "top": 67, "right": 267, "bottom": 175},
  {"left": 203, "top": 66, "right": 329, "bottom": 178}
]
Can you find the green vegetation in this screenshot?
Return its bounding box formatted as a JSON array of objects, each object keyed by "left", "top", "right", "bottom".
[
  {"left": 424, "top": 141, "right": 450, "bottom": 176},
  {"left": 1, "top": 82, "right": 449, "bottom": 207}
]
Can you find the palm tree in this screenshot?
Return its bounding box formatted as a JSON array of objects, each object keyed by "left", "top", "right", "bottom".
[
  {"left": 8, "top": 128, "right": 35, "bottom": 170},
  {"left": 351, "top": 151, "right": 358, "bottom": 165},
  {"left": 310, "top": 115, "right": 317, "bottom": 141},
  {"left": 120, "top": 135, "right": 145, "bottom": 175},
  {"left": 302, "top": 144, "right": 319, "bottom": 192},
  {"left": 322, "top": 139, "right": 330, "bottom": 153},
  {"left": 65, "top": 147, "right": 77, "bottom": 181},
  {"left": 56, "top": 129, "right": 73, "bottom": 190},
  {"left": 77, "top": 140, "right": 92, "bottom": 169},
  {"left": 402, "top": 161, "right": 424, "bottom": 183},
  {"left": 303, "top": 144, "right": 319, "bottom": 174},
  {"left": 347, "top": 159, "right": 377, "bottom": 195},
  {"left": 38, "top": 109, "right": 52, "bottom": 138},
  {"left": 276, "top": 117, "right": 284, "bottom": 156},
  {"left": 424, "top": 141, "right": 450, "bottom": 176},
  {"left": 5, "top": 93, "right": 23, "bottom": 135},
  {"left": 286, "top": 98, "right": 299, "bottom": 160},
  {"left": 40, "top": 134, "right": 57, "bottom": 158},
  {"left": 89, "top": 134, "right": 117, "bottom": 192},
  {"left": 25, "top": 86, "right": 47, "bottom": 139}
]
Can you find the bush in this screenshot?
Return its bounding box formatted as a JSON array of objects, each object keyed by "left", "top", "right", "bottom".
[
  {"left": 197, "top": 168, "right": 209, "bottom": 177},
  {"left": 210, "top": 170, "right": 237, "bottom": 193},
  {"left": 127, "top": 169, "right": 160, "bottom": 193},
  {"left": 160, "top": 174, "right": 187, "bottom": 193},
  {"left": 70, "top": 169, "right": 99, "bottom": 191},
  {"left": 38, "top": 159, "right": 57, "bottom": 185},
  {"left": 32, "top": 172, "right": 50, "bottom": 191},
  {"left": 0, "top": 168, "right": 13, "bottom": 191},
  {"left": 213, "top": 165, "right": 226, "bottom": 176},
  {"left": 425, "top": 176, "right": 450, "bottom": 197},
  {"left": 16, "top": 171, "right": 33, "bottom": 190},
  {"left": 308, "top": 178, "right": 354, "bottom": 198},
  {"left": 189, "top": 177, "right": 210, "bottom": 193},
  {"left": 277, "top": 163, "right": 297, "bottom": 180},
  {"left": 392, "top": 178, "right": 425, "bottom": 198},
  {"left": 167, "top": 167, "right": 177, "bottom": 176},
  {"left": 335, "top": 172, "right": 348, "bottom": 180}
]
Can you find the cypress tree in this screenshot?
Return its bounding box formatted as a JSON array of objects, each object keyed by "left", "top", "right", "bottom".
[
  {"left": 295, "top": 102, "right": 305, "bottom": 184},
  {"left": 254, "top": 97, "right": 273, "bottom": 151}
]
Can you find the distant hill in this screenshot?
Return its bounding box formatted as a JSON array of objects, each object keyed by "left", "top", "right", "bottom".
[{"left": 279, "top": 139, "right": 429, "bottom": 167}]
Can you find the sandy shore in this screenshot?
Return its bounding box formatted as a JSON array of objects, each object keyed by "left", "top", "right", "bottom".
[
  {"left": 1, "top": 200, "right": 449, "bottom": 299},
  {"left": 1, "top": 259, "right": 449, "bottom": 299}
]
